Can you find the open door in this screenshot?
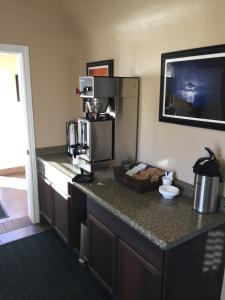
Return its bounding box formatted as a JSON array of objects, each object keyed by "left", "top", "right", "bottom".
[{"left": 0, "top": 44, "right": 39, "bottom": 223}]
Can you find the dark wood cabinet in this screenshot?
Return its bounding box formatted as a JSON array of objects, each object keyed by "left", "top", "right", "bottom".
[
  {"left": 88, "top": 214, "right": 116, "bottom": 294},
  {"left": 53, "top": 189, "right": 70, "bottom": 243},
  {"left": 163, "top": 225, "right": 225, "bottom": 300},
  {"left": 37, "top": 171, "right": 87, "bottom": 252},
  {"left": 117, "top": 240, "right": 162, "bottom": 300},
  {"left": 87, "top": 196, "right": 225, "bottom": 300},
  {"left": 87, "top": 211, "right": 162, "bottom": 300},
  {"left": 68, "top": 183, "right": 87, "bottom": 251},
  {"left": 37, "top": 173, "right": 54, "bottom": 224},
  {"left": 38, "top": 172, "right": 70, "bottom": 241},
  {"left": 37, "top": 160, "right": 225, "bottom": 300},
  {"left": 87, "top": 198, "right": 164, "bottom": 299}
]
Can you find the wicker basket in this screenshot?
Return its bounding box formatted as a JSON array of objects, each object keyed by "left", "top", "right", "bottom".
[{"left": 113, "top": 164, "right": 164, "bottom": 193}]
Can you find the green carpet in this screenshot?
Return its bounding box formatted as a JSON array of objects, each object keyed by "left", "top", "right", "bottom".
[{"left": 0, "top": 229, "right": 112, "bottom": 300}]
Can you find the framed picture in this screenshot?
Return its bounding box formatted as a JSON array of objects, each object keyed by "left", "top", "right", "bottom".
[
  {"left": 159, "top": 44, "right": 225, "bottom": 131},
  {"left": 86, "top": 59, "right": 113, "bottom": 77}
]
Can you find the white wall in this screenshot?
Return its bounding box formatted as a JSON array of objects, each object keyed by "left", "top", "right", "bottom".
[
  {"left": 77, "top": 0, "right": 225, "bottom": 197},
  {"left": 0, "top": 0, "right": 82, "bottom": 147}
]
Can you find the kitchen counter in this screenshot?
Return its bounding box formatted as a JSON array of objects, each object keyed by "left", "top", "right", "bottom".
[{"left": 37, "top": 152, "right": 225, "bottom": 250}]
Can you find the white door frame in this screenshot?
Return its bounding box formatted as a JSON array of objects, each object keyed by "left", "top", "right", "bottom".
[{"left": 0, "top": 43, "right": 39, "bottom": 223}]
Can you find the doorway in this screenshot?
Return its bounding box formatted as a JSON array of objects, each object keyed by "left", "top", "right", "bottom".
[
  {"left": 0, "top": 52, "right": 29, "bottom": 231},
  {"left": 0, "top": 44, "right": 39, "bottom": 231}
]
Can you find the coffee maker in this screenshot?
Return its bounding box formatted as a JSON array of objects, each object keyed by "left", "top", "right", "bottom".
[{"left": 74, "top": 76, "right": 139, "bottom": 176}]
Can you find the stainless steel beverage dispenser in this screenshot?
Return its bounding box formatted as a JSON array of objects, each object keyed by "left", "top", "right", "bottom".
[
  {"left": 74, "top": 76, "right": 139, "bottom": 174},
  {"left": 193, "top": 148, "right": 223, "bottom": 213},
  {"left": 66, "top": 121, "right": 78, "bottom": 156}
]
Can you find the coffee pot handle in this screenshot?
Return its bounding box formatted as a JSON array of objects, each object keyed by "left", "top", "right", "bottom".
[
  {"left": 193, "top": 147, "right": 216, "bottom": 170},
  {"left": 205, "top": 147, "right": 215, "bottom": 160},
  {"left": 193, "top": 156, "right": 209, "bottom": 169}
]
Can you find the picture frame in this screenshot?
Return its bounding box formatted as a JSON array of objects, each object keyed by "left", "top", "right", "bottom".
[
  {"left": 86, "top": 59, "right": 113, "bottom": 77},
  {"left": 159, "top": 44, "right": 225, "bottom": 131}
]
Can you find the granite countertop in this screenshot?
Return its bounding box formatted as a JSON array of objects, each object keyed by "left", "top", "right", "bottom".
[{"left": 37, "top": 152, "right": 225, "bottom": 250}]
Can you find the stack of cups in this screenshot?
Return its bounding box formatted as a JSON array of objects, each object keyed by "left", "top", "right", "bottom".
[{"left": 162, "top": 171, "right": 173, "bottom": 185}]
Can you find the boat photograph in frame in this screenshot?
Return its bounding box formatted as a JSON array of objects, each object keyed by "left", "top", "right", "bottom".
[
  {"left": 86, "top": 59, "right": 113, "bottom": 77},
  {"left": 159, "top": 45, "right": 225, "bottom": 131}
]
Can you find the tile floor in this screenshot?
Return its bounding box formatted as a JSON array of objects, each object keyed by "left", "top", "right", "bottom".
[
  {"left": 0, "top": 222, "right": 50, "bottom": 245},
  {"left": 0, "top": 171, "right": 28, "bottom": 224},
  {"left": 0, "top": 171, "right": 49, "bottom": 244},
  {"left": 0, "top": 216, "right": 32, "bottom": 233}
]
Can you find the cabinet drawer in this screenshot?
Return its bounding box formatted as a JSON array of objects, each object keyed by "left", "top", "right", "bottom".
[{"left": 37, "top": 160, "right": 69, "bottom": 196}]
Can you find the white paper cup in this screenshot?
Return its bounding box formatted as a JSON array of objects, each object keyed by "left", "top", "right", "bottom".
[{"left": 162, "top": 176, "right": 173, "bottom": 185}]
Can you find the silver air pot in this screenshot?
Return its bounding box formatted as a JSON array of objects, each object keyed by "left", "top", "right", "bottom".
[{"left": 193, "top": 147, "right": 223, "bottom": 214}]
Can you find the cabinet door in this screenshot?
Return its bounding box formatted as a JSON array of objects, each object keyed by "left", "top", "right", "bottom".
[
  {"left": 164, "top": 224, "right": 225, "bottom": 300},
  {"left": 37, "top": 173, "right": 54, "bottom": 224},
  {"left": 117, "top": 240, "right": 162, "bottom": 300},
  {"left": 53, "top": 189, "right": 70, "bottom": 243},
  {"left": 88, "top": 214, "right": 116, "bottom": 294}
]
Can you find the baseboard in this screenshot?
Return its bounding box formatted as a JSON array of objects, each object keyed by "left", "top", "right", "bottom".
[{"left": 0, "top": 166, "right": 25, "bottom": 176}]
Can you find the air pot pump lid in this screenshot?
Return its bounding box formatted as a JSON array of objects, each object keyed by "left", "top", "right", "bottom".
[{"left": 193, "top": 147, "right": 223, "bottom": 181}]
